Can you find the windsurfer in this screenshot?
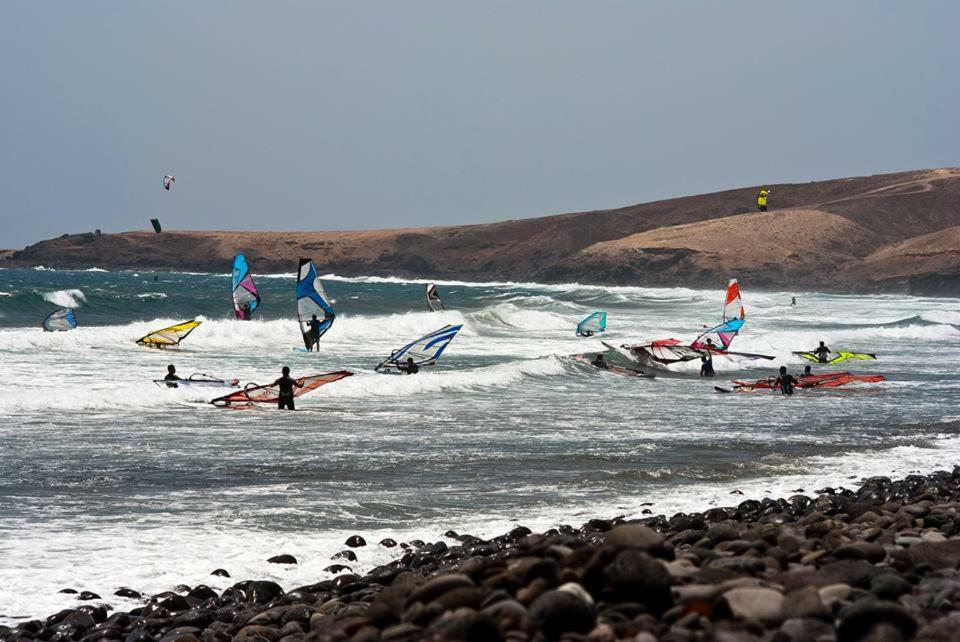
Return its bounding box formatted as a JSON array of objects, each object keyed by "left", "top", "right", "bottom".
[
  {"left": 802, "top": 365, "right": 812, "bottom": 376},
  {"left": 774, "top": 365, "right": 796, "bottom": 395},
  {"left": 241, "top": 302, "right": 252, "bottom": 321},
  {"left": 309, "top": 315, "right": 322, "bottom": 351},
  {"left": 580, "top": 329, "right": 594, "bottom": 337},
  {"left": 791, "top": 296, "right": 796, "bottom": 306},
  {"left": 271, "top": 366, "right": 302, "bottom": 410},
  {"left": 812, "top": 341, "right": 831, "bottom": 363},
  {"left": 398, "top": 357, "right": 419, "bottom": 375},
  {"left": 164, "top": 365, "right": 181, "bottom": 382},
  {"left": 700, "top": 354, "right": 715, "bottom": 377},
  {"left": 591, "top": 353, "right": 609, "bottom": 369}
]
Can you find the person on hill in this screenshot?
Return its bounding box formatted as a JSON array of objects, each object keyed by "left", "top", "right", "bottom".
[
  {"left": 164, "top": 364, "right": 181, "bottom": 381},
  {"left": 757, "top": 186, "right": 770, "bottom": 212},
  {"left": 591, "top": 353, "right": 609, "bottom": 370},
  {"left": 271, "top": 366, "right": 302, "bottom": 410},
  {"left": 398, "top": 357, "right": 419, "bottom": 375},
  {"left": 812, "top": 341, "right": 832, "bottom": 363},
  {"left": 308, "top": 314, "right": 322, "bottom": 351},
  {"left": 774, "top": 365, "right": 796, "bottom": 395},
  {"left": 700, "top": 354, "right": 715, "bottom": 377}
]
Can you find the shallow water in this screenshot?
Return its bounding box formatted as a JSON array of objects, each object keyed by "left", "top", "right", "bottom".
[{"left": 1, "top": 267, "right": 959, "bottom": 621}]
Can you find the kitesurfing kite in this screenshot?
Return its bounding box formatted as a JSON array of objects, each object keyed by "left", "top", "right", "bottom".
[
  {"left": 163, "top": 175, "right": 176, "bottom": 191},
  {"left": 136, "top": 320, "right": 201, "bottom": 348},
  {"left": 231, "top": 254, "right": 261, "bottom": 320},
  {"left": 297, "top": 258, "right": 336, "bottom": 350},
  {"left": 721, "top": 372, "right": 886, "bottom": 394},
  {"left": 793, "top": 351, "right": 878, "bottom": 365},
  {"left": 41, "top": 309, "right": 77, "bottom": 332},
  {"left": 619, "top": 279, "right": 773, "bottom": 369},
  {"left": 210, "top": 371, "right": 352, "bottom": 407},
  {"left": 426, "top": 284, "right": 445, "bottom": 311},
  {"left": 375, "top": 324, "right": 462, "bottom": 374},
  {"left": 576, "top": 311, "right": 606, "bottom": 337}
]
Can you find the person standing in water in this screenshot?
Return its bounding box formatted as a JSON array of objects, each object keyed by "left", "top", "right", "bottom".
[
  {"left": 164, "top": 364, "right": 181, "bottom": 381},
  {"left": 791, "top": 296, "right": 796, "bottom": 306},
  {"left": 774, "top": 366, "right": 796, "bottom": 395},
  {"left": 812, "top": 341, "right": 832, "bottom": 363},
  {"left": 308, "top": 314, "right": 322, "bottom": 351},
  {"left": 757, "top": 186, "right": 770, "bottom": 212},
  {"left": 700, "top": 354, "right": 715, "bottom": 377},
  {"left": 398, "top": 357, "right": 419, "bottom": 375},
  {"left": 591, "top": 353, "right": 609, "bottom": 370},
  {"left": 271, "top": 366, "right": 302, "bottom": 410},
  {"left": 240, "top": 302, "right": 252, "bottom": 320}
]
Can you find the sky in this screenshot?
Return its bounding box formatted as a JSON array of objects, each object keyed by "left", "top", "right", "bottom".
[{"left": 1, "top": 1, "right": 958, "bottom": 248}]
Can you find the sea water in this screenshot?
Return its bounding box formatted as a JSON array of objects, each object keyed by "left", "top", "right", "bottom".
[{"left": 0, "top": 267, "right": 958, "bottom": 621}]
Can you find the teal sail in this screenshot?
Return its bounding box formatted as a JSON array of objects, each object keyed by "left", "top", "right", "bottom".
[
  {"left": 232, "top": 254, "right": 261, "bottom": 319},
  {"left": 576, "top": 311, "right": 606, "bottom": 337}
]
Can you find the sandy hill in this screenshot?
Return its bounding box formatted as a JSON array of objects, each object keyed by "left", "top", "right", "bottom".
[{"left": 4, "top": 168, "right": 959, "bottom": 295}]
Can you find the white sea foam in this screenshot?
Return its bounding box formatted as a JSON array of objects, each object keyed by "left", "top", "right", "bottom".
[{"left": 41, "top": 288, "right": 87, "bottom": 308}]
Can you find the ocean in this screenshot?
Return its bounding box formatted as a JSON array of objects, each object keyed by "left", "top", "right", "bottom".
[{"left": 1, "top": 266, "right": 958, "bottom": 622}]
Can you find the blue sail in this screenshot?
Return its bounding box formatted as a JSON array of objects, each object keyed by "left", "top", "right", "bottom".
[
  {"left": 231, "top": 254, "right": 261, "bottom": 319},
  {"left": 297, "top": 258, "right": 336, "bottom": 349},
  {"left": 376, "top": 324, "right": 462, "bottom": 372},
  {"left": 42, "top": 308, "right": 77, "bottom": 332},
  {"left": 576, "top": 311, "right": 606, "bottom": 337}
]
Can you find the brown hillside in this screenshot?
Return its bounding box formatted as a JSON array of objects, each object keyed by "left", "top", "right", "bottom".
[{"left": 4, "top": 168, "right": 959, "bottom": 294}]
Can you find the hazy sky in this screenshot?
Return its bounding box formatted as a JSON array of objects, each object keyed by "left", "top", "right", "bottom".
[{"left": 2, "top": 1, "right": 958, "bottom": 248}]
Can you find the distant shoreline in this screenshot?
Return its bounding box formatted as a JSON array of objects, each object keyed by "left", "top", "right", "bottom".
[{"left": 4, "top": 168, "right": 959, "bottom": 297}]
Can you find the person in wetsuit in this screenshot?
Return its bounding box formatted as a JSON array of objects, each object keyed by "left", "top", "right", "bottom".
[
  {"left": 308, "top": 315, "right": 322, "bottom": 351},
  {"left": 803, "top": 365, "right": 812, "bottom": 376},
  {"left": 164, "top": 364, "right": 181, "bottom": 381},
  {"left": 591, "top": 353, "right": 609, "bottom": 369},
  {"left": 398, "top": 357, "right": 419, "bottom": 375},
  {"left": 700, "top": 354, "right": 715, "bottom": 377},
  {"left": 240, "top": 302, "right": 252, "bottom": 320},
  {"left": 774, "top": 365, "right": 796, "bottom": 395},
  {"left": 812, "top": 341, "right": 832, "bottom": 363},
  {"left": 271, "top": 366, "right": 302, "bottom": 410}
]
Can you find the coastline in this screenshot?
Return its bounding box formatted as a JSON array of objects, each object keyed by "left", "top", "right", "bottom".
[
  {"left": 3, "top": 167, "right": 960, "bottom": 297},
  {"left": 5, "top": 470, "right": 960, "bottom": 641}
]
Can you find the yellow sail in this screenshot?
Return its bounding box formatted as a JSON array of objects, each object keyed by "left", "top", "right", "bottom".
[{"left": 136, "top": 320, "right": 202, "bottom": 347}]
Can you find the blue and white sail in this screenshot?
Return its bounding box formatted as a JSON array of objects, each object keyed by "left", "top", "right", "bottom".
[
  {"left": 42, "top": 308, "right": 77, "bottom": 332},
  {"left": 576, "top": 311, "right": 606, "bottom": 337},
  {"left": 297, "top": 258, "right": 336, "bottom": 349},
  {"left": 375, "top": 324, "right": 462, "bottom": 373}
]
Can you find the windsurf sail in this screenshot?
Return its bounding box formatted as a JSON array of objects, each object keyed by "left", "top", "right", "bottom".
[
  {"left": 723, "top": 278, "right": 744, "bottom": 322},
  {"left": 732, "top": 372, "right": 885, "bottom": 391},
  {"left": 692, "top": 279, "right": 745, "bottom": 350},
  {"left": 297, "top": 258, "right": 336, "bottom": 349},
  {"left": 150, "top": 218, "right": 162, "bottom": 233},
  {"left": 41, "top": 309, "right": 77, "bottom": 332},
  {"left": 136, "top": 320, "right": 201, "bottom": 347},
  {"left": 793, "top": 351, "right": 877, "bottom": 365},
  {"left": 691, "top": 318, "right": 745, "bottom": 351},
  {"left": 232, "top": 254, "right": 261, "bottom": 319},
  {"left": 624, "top": 339, "right": 707, "bottom": 365},
  {"left": 375, "top": 325, "right": 463, "bottom": 373},
  {"left": 426, "top": 284, "right": 445, "bottom": 311},
  {"left": 210, "top": 371, "right": 352, "bottom": 406},
  {"left": 576, "top": 311, "right": 607, "bottom": 337}
]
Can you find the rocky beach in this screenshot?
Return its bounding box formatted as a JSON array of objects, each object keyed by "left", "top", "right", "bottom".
[{"left": 7, "top": 470, "right": 960, "bottom": 642}]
